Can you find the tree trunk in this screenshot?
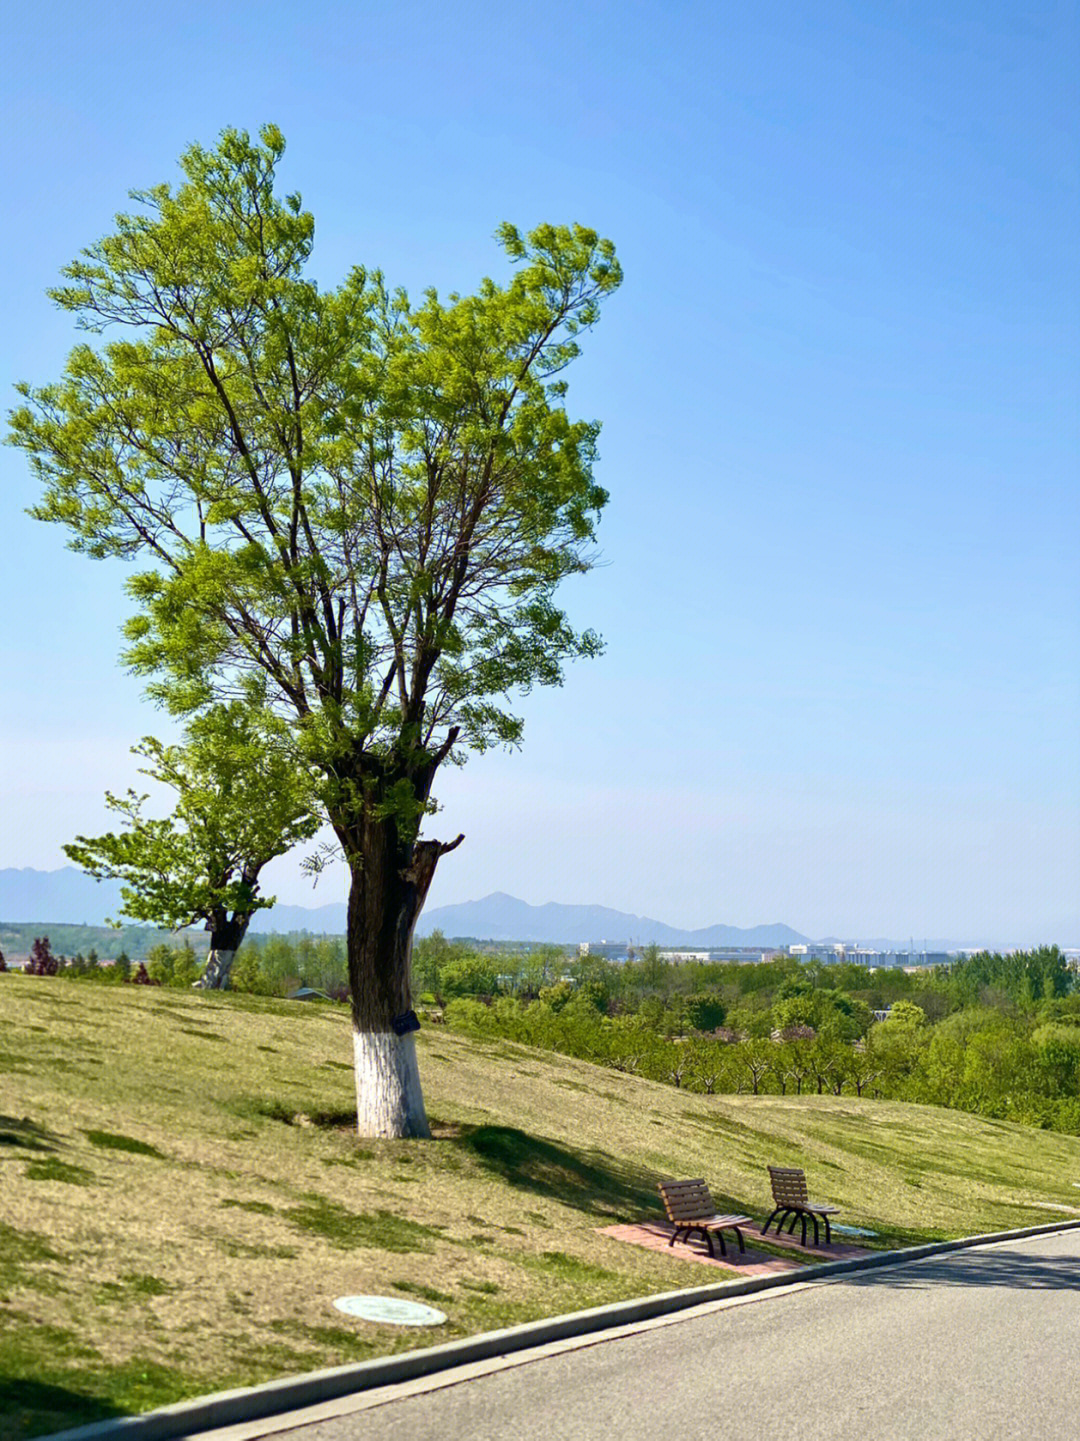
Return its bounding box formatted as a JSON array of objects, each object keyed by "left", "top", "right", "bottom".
[
  {"left": 194, "top": 913, "right": 251, "bottom": 990},
  {"left": 344, "top": 816, "right": 463, "bottom": 1139},
  {"left": 197, "top": 947, "right": 237, "bottom": 989}
]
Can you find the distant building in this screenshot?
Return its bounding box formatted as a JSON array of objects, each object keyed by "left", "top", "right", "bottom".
[{"left": 788, "top": 943, "right": 951, "bottom": 969}]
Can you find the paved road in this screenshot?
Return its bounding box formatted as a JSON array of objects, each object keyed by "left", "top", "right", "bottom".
[{"left": 228, "top": 1230, "right": 1080, "bottom": 1441}]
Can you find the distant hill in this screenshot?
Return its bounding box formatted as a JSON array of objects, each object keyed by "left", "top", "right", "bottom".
[
  {"left": 416, "top": 891, "right": 810, "bottom": 948},
  {"left": 0, "top": 867, "right": 808, "bottom": 947},
  {"left": 0, "top": 866, "right": 347, "bottom": 935},
  {"left": 0, "top": 866, "right": 128, "bottom": 927}
]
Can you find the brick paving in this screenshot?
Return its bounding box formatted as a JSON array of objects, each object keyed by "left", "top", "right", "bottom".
[
  {"left": 740, "top": 1220, "right": 873, "bottom": 1260},
  {"left": 599, "top": 1219, "right": 875, "bottom": 1276},
  {"left": 599, "top": 1221, "right": 803, "bottom": 1277}
]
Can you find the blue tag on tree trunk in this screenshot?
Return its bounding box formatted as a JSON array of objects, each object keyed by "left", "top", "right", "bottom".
[{"left": 391, "top": 1009, "right": 420, "bottom": 1036}]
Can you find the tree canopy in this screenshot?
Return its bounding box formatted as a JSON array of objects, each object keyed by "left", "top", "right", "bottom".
[
  {"left": 13, "top": 126, "right": 618, "bottom": 778},
  {"left": 64, "top": 703, "right": 319, "bottom": 976}
]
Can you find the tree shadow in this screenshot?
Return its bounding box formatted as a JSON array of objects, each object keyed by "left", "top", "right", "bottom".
[
  {"left": 449, "top": 1123, "right": 664, "bottom": 1220},
  {"left": 0, "top": 1115, "right": 58, "bottom": 1154},
  {"left": 839, "top": 1239, "right": 1080, "bottom": 1292},
  {"left": 0, "top": 1375, "right": 125, "bottom": 1440}
]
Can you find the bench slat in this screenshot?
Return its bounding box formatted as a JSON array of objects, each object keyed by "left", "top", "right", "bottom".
[{"left": 659, "top": 1181, "right": 750, "bottom": 1232}]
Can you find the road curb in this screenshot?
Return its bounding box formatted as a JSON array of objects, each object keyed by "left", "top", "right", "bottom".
[{"left": 43, "top": 1217, "right": 1080, "bottom": 1441}]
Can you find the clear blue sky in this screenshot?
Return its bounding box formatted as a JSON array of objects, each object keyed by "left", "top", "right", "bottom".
[{"left": 2, "top": 0, "right": 1077, "bottom": 946}]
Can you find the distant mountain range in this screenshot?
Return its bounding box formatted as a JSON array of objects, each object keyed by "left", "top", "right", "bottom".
[
  {"left": 8, "top": 866, "right": 1053, "bottom": 951},
  {"left": 1, "top": 866, "right": 808, "bottom": 947},
  {"left": 0, "top": 866, "right": 346, "bottom": 937},
  {"left": 414, "top": 891, "right": 810, "bottom": 948}
]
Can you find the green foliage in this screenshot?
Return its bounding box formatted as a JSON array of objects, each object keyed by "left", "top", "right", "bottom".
[
  {"left": 773, "top": 987, "right": 872, "bottom": 1041},
  {"left": 439, "top": 946, "right": 1080, "bottom": 1134},
  {"left": 880, "top": 1000, "right": 927, "bottom": 1030},
  {"left": 63, "top": 704, "right": 319, "bottom": 936},
  {"left": 538, "top": 979, "right": 575, "bottom": 1012},
  {"left": 228, "top": 932, "right": 348, "bottom": 997},
  {"left": 727, "top": 1005, "right": 773, "bottom": 1039},
  {"left": 685, "top": 993, "right": 727, "bottom": 1032},
  {"left": 145, "top": 942, "right": 203, "bottom": 988},
  {"left": 411, "top": 929, "right": 455, "bottom": 995},
  {"left": 938, "top": 946, "right": 1073, "bottom": 1008},
  {"left": 10, "top": 124, "right": 622, "bottom": 889},
  {"left": 439, "top": 956, "right": 501, "bottom": 1000}
]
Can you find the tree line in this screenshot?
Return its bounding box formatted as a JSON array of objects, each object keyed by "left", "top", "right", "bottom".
[
  {"left": 423, "top": 939, "right": 1080, "bottom": 1135},
  {"left": 8, "top": 927, "right": 1076, "bottom": 1131}
]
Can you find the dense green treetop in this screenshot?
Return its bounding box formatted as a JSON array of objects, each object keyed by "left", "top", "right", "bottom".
[
  {"left": 10, "top": 125, "right": 622, "bottom": 853},
  {"left": 63, "top": 703, "right": 319, "bottom": 932}
]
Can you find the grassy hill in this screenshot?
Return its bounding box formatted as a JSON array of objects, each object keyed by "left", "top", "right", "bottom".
[{"left": 3, "top": 976, "right": 1080, "bottom": 1439}]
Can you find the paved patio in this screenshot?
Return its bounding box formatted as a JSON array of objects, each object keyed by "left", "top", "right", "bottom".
[{"left": 599, "top": 1219, "right": 873, "bottom": 1276}]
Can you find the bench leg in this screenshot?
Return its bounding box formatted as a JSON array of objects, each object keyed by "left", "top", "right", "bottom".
[
  {"left": 823, "top": 1215, "right": 832, "bottom": 1245},
  {"left": 800, "top": 1213, "right": 808, "bottom": 1247},
  {"left": 810, "top": 1213, "right": 820, "bottom": 1246},
  {"left": 668, "top": 1227, "right": 682, "bottom": 1248},
  {"left": 762, "top": 1208, "right": 781, "bottom": 1236},
  {"left": 716, "top": 1229, "right": 727, "bottom": 1257},
  {"left": 697, "top": 1227, "right": 716, "bottom": 1258},
  {"left": 734, "top": 1227, "right": 745, "bottom": 1254}
]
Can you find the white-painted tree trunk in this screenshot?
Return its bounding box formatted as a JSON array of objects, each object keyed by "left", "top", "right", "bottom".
[
  {"left": 193, "top": 948, "right": 236, "bottom": 990},
  {"left": 352, "top": 1029, "right": 430, "bottom": 1138}
]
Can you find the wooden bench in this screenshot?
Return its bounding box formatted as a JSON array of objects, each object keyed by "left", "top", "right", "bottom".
[
  {"left": 658, "top": 1179, "right": 752, "bottom": 1259},
  {"left": 761, "top": 1165, "right": 839, "bottom": 1246}
]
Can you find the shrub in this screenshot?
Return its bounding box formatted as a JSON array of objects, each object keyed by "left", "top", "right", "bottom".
[
  {"left": 439, "top": 956, "right": 500, "bottom": 1000},
  {"left": 26, "top": 936, "right": 59, "bottom": 976},
  {"left": 685, "top": 993, "right": 726, "bottom": 1032}
]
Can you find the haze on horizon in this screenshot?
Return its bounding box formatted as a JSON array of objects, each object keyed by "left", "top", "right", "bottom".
[{"left": 2, "top": 1, "right": 1077, "bottom": 948}]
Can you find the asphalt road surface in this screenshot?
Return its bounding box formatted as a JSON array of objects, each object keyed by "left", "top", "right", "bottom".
[{"left": 232, "top": 1229, "right": 1080, "bottom": 1441}]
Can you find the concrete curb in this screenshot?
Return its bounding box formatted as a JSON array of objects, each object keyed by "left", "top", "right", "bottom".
[{"left": 44, "top": 1217, "right": 1080, "bottom": 1441}]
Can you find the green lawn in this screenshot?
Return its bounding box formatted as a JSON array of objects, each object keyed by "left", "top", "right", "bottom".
[{"left": 3, "top": 975, "right": 1079, "bottom": 1440}]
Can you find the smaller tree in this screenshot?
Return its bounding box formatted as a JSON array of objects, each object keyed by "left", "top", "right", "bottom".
[
  {"left": 880, "top": 1000, "right": 927, "bottom": 1031},
  {"left": 65, "top": 704, "right": 319, "bottom": 989},
  {"left": 686, "top": 993, "right": 726, "bottom": 1033},
  {"left": 412, "top": 929, "right": 453, "bottom": 997},
  {"left": 27, "top": 937, "right": 59, "bottom": 976},
  {"left": 145, "top": 944, "right": 177, "bottom": 986},
  {"left": 441, "top": 956, "right": 501, "bottom": 1001},
  {"left": 732, "top": 1038, "right": 774, "bottom": 1095},
  {"left": 640, "top": 943, "right": 666, "bottom": 990},
  {"left": 0, "top": 947, "right": 7, "bottom": 972}
]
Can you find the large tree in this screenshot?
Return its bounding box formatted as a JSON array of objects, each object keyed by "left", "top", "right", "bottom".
[
  {"left": 64, "top": 703, "right": 320, "bottom": 989},
  {"left": 9, "top": 126, "right": 621, "bottom": 1136}
]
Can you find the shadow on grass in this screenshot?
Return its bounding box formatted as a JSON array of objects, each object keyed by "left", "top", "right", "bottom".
[
  {"left": 451, "top": 1124, "right": 664, "bottom": 1221},
  {"left": 0, "top": 1375, "right": 125, "bottom": 1440},
  {"left": 0, "top": 1116, "right": 58, "bottom": 1154}
]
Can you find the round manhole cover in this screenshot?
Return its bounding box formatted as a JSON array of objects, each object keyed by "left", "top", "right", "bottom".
[
  {"left": 333, "top": 1295, "right": 447, "bottom": 1326},
  {"left": 832, "top": 1225, "right": 877, "bottom": 1237}
]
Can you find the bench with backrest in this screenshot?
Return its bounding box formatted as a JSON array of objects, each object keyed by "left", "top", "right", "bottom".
[
  {"left": 762, "top": 1165, "right": 839, "bottom": 1246},
  {"left": 657, "top": 1179, "right": 752, "bottom": 1259}
]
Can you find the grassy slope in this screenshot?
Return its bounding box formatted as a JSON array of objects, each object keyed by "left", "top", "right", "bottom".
[{"left": 3, "top": 976, "right": 1079, "bottom": 1439}]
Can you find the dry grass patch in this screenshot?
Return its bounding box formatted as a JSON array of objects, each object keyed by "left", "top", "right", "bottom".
[{"left": 2, "top": 975, "right": 1079, "bottom": 1439}]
